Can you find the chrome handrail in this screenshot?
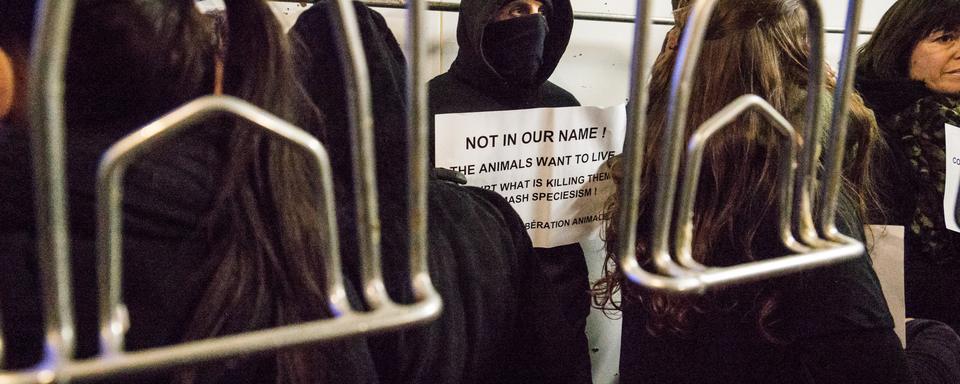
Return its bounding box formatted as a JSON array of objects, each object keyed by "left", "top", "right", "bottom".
[
  {"left": 675, "top": 95, "right": 807, "bottom": 269},
  {"left": 406, "top": 0, "right": 439, "bottom": 300},
  {"left": 2, "top": 0, "right": 441, "bottom": 381},
  {"left": 819, "top": 0, "right": 863, "bottom": 241},
  {"left": 617, "top": 0, "right": 866, "bottom": 294},
  {"left": 615, "top": 0, "right": 707, "bottom": 292},
  {"left": 27, "top": 0, "right": 78, "bottom": 374},
  {"left": 94, "top": 96, "right": 350, "bottom": 356},
  {"left": 330, "top": 0, "right": 879, "bottom": 34},
  {"left": 328, "top": 0, "right": 391, "bottom": 310}
]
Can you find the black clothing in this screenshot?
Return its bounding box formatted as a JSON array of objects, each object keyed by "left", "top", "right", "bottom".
[
  {"left": 0, "top": 124, "right": 379, "bottom": 384},
  {"left": 425, "top": 0, "right": 590, "bottom": 372},
  {"left": 290, "top": 2, "right": 591, "bottom": 383},
  {"left": 428, "top": 70, "right": 578, "bottom": 117},
  {"left": 290, "top": 1, "right": 409, "bottom": 202},
  {"left": 618, "top": 249, "right": 911, "bottom": 384},
  {"left": 906, "top": 319, "right": 960, "bottom": 384},
  {"left": 855, "top": 74, "right": 960, "bottom": 332},
  {"left": 370, "top": 180, "right": 592, "bottom": 384},
  {"left": 481, "top": 14, "right": 549, "bottom": 86},
  {"left": 431, "top": 0, "right": 575, "bottom": 110}
]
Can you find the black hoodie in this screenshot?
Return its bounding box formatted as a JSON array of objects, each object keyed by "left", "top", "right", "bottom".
[{"left": 428, "top": 0, "right": 579, "bottom": 115}]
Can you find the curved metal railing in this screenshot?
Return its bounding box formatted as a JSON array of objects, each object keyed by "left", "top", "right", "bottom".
[
  {"left": 617, "top": 0, "right": 866, "bottom": 294},
  {"left": 0, "top": 0, "right": 440, "bottom": 382}
]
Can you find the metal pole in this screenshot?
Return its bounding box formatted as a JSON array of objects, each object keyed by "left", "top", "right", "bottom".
[
  {"left": 27, "top": 0, "right": 77, "bottom": 366},
  {"left": 792, "top": 0, "right": 830, "bottom": 248},
  {"left": 328, "top": 0, "right": 391, "bottom": 309},
  {"left": 650, "top": 0, "right": 719, "bottom": 276},
  {"left": 819, "top": 0, "right": 862, "bottom": 239},
  {"left": 406, "top": 0, "right": 438, "bottom": 301},
  {"left": 268, "top": 0, "right": 875, "bottom": 34}
]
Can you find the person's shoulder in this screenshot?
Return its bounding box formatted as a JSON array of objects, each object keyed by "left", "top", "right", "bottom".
[
  {"left": 429, "top": 178, "right": 520, "bottom": 224},
  {"left": 428, "top": 72, "right": 504, "bottom": 115},
  {"left": 778, "top": 248, "right": 895, "bottom": 341},
  {"left": 540, "top": 81, "right": 580, "bottom": 107}
]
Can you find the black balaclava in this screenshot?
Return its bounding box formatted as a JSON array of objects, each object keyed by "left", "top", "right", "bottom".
[
  {"left": 481, "top": 14, "right": 549, "bottom": 86},
  {"left": 447, "top": 0, "right": 572, "bottom": 101}
]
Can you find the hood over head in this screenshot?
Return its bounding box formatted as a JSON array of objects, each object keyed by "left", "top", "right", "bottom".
[{"left": 449, "top": 0, "right": 573, "bottom": 97}]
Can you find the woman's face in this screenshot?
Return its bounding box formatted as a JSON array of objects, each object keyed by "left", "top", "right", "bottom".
[{"left": 909, "top": 28, "right": 960, "bottom": 95}]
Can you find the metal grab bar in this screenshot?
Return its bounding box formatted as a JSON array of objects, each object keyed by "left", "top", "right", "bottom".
[
  {"left": 26, "top": 0, "right": 78, "bottom": 370},
  {"left": 406, "top": 0, "right": 437, "bottom": 299},
  {"left": 671, "top": 95, "right": 865, "bottom": 284},
  {"left": 616, "top": 0, "right": 866, "bottom": 294},
  {"left": 94, "top": 96, "right": 350, "bottom": 355},
  {"left": 1, "top": 96, "right": 443, "bottom": 383},
  {"left": 819, "top": 0, "right": 863, "bottom": 240},
  {"left": 674, "top": 95, "right": 806, "bottom": 271},
  {"left": 327, "top": 0, "right": 443, "bottom": 312},
  {"left": 283, "top": 0, "right": 875, "bottom": 34},
  {"left": 328, "top": 0, "right": 391, "bottom": 309},
  {"left": 3, "top": 0, "right": 442, "bottom": 381}
]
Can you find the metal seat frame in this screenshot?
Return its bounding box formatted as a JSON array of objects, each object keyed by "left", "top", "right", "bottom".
[
  {"left": 0, "top": 0, "right": 439, "bottom": 382},
  {"left": 616, "top": 0, "right": 866, "bottom": 294}
]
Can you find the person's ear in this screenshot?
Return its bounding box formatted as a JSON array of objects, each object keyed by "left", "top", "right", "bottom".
[{"left": 0, "top": 47, "right": 15, "bottom": 121}]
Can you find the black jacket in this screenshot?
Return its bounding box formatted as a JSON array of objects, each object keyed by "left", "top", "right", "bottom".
[
  {"left": 428, "top": 0, "right": 578, "bottom": 116},
  {"left": 290, "top": 2, "right": 591, "bottom": 383},
  {"left": 618, "top": 223, "right": 909, "bottom": 384}
]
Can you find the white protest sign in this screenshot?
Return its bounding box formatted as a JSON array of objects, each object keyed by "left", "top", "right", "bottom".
[
  {"left": 435, "top": 106, "right": 626, "bottom": 248},
  {"left": 945, "top": 123, "right": 960, "bottom": 233}
]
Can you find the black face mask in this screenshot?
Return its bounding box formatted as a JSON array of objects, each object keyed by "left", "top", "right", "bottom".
[{"left": 481, "top": 14, "right": 549, "bottom": 86}]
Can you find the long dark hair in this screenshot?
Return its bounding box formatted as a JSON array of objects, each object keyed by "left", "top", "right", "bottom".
[
  {"left": 857, "top": 0, "right": 960, "bottom": 80},
  {"left": 69, "top": 0, "right": 331, "bottom": 382},
  {"left": 592, "top": 0, "right": 880, "bottom": 342}
]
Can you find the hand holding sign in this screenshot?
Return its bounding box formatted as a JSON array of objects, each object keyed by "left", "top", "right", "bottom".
[{"left": 435, "top": 105, "right": 626, "bottom": 248}]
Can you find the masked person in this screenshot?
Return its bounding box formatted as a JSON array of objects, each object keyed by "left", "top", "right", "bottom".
[
  {"left": 429, "top": 0, "right": 577, "bottom": 113},
  {"left": 428, "top": 0, "right": 591, "bottom": 376}
]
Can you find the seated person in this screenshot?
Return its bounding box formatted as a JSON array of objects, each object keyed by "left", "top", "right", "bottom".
[
  {"left": 592, "top": 0, "right": 960, "bottom": 383},
  {"left": 855, "top": 0, "right": 960, "bottom": 334}
]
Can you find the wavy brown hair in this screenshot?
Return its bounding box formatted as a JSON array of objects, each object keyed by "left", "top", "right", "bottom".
[{"left": 592, "top": 0, "right": 881, "bottom": 342}]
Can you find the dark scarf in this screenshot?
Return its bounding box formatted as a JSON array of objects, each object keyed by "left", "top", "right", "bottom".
[
  {"left": 481, "top": 14, "right": 549, "bottom": 87},
  {"left": 893, "top": 93, "right": 960, "bottom": 261}
]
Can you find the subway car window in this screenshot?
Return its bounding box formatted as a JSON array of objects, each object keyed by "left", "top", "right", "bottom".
[{"left": 2, "top": 0, "right": 960, "bottom": 383}]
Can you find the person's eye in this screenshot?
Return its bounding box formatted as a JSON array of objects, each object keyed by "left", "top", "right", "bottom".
[
  {"left": 934, "top": 32, "right": 958, "bottom": 43},
  {"left": 510, "top": 6, "right": 526, "bottom": 16},
  {"left": 930, "top": 32, "right": 960, "bottom": 44}
]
